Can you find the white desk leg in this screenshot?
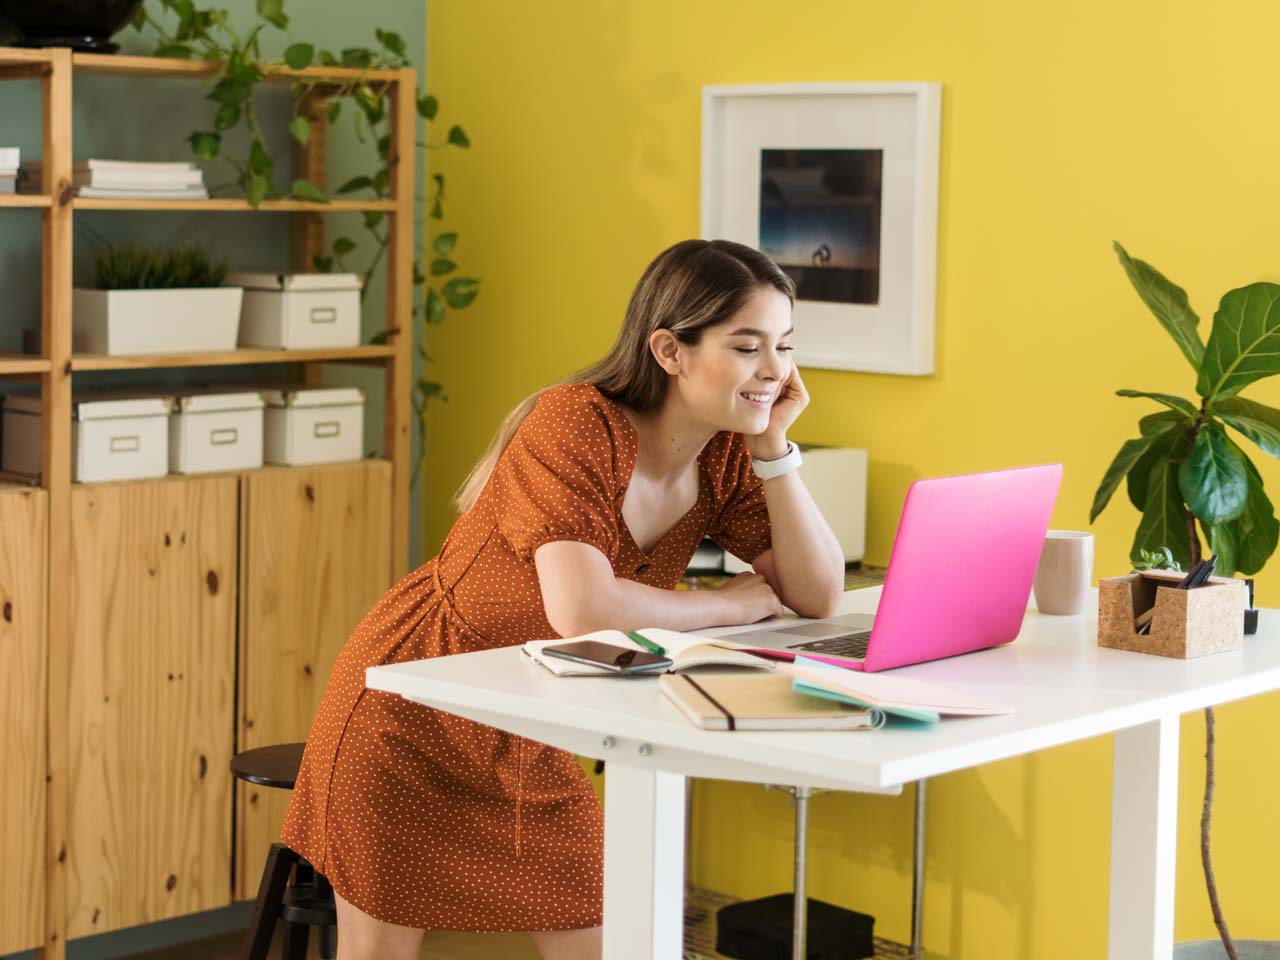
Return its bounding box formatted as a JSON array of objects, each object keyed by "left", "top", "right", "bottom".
[
  {"left": 602, "top": 763, "right": 686, "bottom": 960},
  {"left": 1108, "top": 715, "right": 1180, "bottom": 960}
]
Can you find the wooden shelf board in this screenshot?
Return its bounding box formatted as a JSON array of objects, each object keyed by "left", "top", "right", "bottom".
[
  {"left": 71, "top": 345, "right": 395, "bottom": 371},
  {"left": 0, "top": 354, "right": 51, "bottom": 374},
  {"left": 72, "top": 196, "right": 396, "bottom": 212},
  {"left": 72, "top": 51, "right": 400, "bottom": 85},
  {"left": 0, "top": 47, "right": 53, "bottom": 67},
  {"left": 0, "top": 195, "right": 52, "bottom": 208}
]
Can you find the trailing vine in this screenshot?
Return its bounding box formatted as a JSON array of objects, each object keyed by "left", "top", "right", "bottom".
[{"left": 132, "top": 0, "right": 477, "bottom": 469}]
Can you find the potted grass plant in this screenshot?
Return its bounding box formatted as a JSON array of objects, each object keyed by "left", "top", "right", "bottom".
[
  {"left": 1093, "top": 242, "right": 1280, "bottom": 959},
  {"left": 73, "top": 244, "right": 242, "bottom": 355}
]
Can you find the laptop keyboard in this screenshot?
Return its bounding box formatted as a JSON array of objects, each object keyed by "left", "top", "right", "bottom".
[{"left": 786, "top": 630, "right": 872, "bottom": 660}]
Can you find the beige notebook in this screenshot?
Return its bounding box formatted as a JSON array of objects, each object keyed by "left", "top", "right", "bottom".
[{"left": 660, "top": 672, "right": 881, "bottom": 731}]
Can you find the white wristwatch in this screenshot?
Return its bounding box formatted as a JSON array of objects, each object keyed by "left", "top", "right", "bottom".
[{"left": 750, "top": 441, "right": 802, "bottom": 480}]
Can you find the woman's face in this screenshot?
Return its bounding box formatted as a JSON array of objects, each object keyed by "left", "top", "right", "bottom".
[{"left": 671, "top": 286, "right": 794, "bottom": 436}]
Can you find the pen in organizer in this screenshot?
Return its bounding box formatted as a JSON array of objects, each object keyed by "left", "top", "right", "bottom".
[
  {"left": 1136, "top": 555, "right": 1217, "bottom": 635},
  {"left": 626, "top": 630, "right": 666, "bottom": 656}
]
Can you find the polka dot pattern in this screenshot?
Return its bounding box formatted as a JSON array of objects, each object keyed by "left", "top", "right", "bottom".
[{"left": 280, "top": 382, "right": 772, "bottom": 931}]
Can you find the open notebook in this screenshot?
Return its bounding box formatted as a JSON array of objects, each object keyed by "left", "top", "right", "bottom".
[{"left": 522, "top": 628, "right": 769, "bottom": 677}]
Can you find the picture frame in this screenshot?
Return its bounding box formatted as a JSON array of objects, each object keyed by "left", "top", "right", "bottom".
[{"left": 701, "top": 83, "right": 941, "bottom": 375}]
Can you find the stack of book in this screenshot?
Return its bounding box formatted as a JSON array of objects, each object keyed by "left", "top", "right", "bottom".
[
  {"left": 72, "top": 159, "right": 208, "bottom": 199},
  {"left": 0, "top": 148, "right": 18, "bottom": 194}
]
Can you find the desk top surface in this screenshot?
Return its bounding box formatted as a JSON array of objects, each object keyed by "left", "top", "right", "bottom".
[{"left": 366, "top": 588, "right": 1280, "bottom": 789}]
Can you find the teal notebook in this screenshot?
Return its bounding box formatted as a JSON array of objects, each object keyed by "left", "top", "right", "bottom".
[{"left": 790, "top": 657, "right": 941, "bottom": 723}]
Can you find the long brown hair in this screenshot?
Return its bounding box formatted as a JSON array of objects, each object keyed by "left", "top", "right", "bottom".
[{"left": 454, "top": 239, "right": 795, "bottom": 514}]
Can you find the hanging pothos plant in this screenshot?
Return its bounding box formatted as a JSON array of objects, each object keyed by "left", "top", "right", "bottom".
[{"left": 131, "top": 0, "right": 478, "bottom": 456}]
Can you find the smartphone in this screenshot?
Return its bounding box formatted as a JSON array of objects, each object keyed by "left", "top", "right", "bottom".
[{"left": 542, "top": 640, "right": 672, "bottom": 674}]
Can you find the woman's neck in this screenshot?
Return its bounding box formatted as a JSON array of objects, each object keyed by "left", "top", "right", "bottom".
[{"left": 624, "top": 393, "right": 717, "bottom": 482}]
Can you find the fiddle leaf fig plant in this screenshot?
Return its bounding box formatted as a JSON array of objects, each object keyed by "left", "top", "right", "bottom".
[
  {"left": 1091, "top": 242, "right": 1280, "bottom": 578},
  {"left": 1093, "top": 241, "right": 1280, "bottom": 960}
]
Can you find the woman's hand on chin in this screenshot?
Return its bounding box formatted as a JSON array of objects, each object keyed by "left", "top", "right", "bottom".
[{"left": 745, "top": 367, "right": 808, "bottom": 459}]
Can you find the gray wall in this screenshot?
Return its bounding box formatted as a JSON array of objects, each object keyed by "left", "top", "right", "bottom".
[{"left": 0, "top": 0, "right": 428, "bottom": 564}]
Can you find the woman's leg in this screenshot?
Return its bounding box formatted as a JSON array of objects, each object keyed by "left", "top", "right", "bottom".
[
  {"left": 334, "top": 889, "right": 426, "bottom": 960},
  {"left": 529, "top": 925, "right": 603, "bottom": 960}
]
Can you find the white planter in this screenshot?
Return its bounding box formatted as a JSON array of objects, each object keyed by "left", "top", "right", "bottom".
[
  {"left": 224, "top": 272, "right": 361, "bottom": 349},
  {"left": 263, "top": 387, "right": 364, "bottom": 466},
  {"left": 73, "top": 287, "right": 244, "bottom": 355},
  {"left": 169, "top": 391, "right": 265, "bottom": 475},
  {"left": 4, "top": 393, "right": 170, "bottom": 483}
]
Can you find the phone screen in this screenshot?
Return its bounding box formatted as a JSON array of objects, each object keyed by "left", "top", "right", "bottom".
[{"left": 542, "top": 640, "right": 672, "bottom": 673}]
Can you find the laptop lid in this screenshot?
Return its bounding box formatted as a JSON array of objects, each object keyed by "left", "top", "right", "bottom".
[{"left": 860, "top": 463, "right": 1063, "bottom": 671}]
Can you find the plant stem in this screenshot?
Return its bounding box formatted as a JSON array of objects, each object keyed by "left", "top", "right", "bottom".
[{"left": 1201, "top": 707, "right": 1239, "bottom": 959}]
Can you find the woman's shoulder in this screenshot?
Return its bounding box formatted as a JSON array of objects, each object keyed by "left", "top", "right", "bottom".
[{"left": 525, "top": 382, "right": 628, "bottom": 437}]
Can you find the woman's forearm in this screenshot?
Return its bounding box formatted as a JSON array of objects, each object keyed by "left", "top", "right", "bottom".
[{"left": 761, "top": 470, "right": 845, "bottom": 617}]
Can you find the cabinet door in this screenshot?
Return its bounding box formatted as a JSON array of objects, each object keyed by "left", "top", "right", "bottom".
[
  {"left": 0, "top": 487, "right": 47, "bottom": 954},
  {"left": 68, "top": 477, "right": 237, "bottom": 937},
  {"left": 236, "top": 460, "right": 392, "bottom": 897}
]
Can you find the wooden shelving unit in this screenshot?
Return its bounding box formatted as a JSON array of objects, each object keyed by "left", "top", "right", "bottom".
[{"left": 0, "top": 45, "right": 416, "bottom": 960}]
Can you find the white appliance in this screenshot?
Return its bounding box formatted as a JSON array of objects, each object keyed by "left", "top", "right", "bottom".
[{"left": 719, "top": 445, "right": 867, "bottom": 573}]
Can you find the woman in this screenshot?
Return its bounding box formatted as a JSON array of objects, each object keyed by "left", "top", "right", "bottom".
[{"left": 281, "top": 238, "right": 845, "bottom": 959}]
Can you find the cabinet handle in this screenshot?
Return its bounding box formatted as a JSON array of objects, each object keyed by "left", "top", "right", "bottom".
[
  {"left": 210, "top": 428, "right": 238, "bottom": 446},
  {"left": 309, "top": 306, "right": 337, "bottom": 324},
  {"left": 109, "top": 435, "right": 140, "bottom": 453},
  {"left": 314, "top": 421, "right": 340, "bottom": 439}
]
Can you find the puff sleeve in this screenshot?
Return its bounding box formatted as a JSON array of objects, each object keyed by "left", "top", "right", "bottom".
[
  {"left": 493, "top": 384, "right": 623, "bottom": 563},
  {"left": 705, "top": 433, "right": 773, "bottom": 564}
]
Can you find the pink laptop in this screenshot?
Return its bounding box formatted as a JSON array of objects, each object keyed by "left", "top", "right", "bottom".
[{"left": 718, "top": 464, "right": 1064, "bottom": 672}]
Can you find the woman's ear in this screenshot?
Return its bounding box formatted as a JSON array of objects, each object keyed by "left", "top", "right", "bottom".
[{"left": 648, "top": 329, "right": 684, "bottom": 375}]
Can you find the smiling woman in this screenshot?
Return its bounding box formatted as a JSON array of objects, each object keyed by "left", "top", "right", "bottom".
[{"left": 281, "top": 238, "right": 844, "bottom": 960}]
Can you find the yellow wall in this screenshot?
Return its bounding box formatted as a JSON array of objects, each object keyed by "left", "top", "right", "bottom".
[{"left": 424, "top": 0, "right": 1280, "bottom": 953}]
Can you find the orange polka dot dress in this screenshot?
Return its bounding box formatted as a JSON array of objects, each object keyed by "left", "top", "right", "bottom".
[{"left": 281, "top": 382, "right": 772, "bottom": 931}]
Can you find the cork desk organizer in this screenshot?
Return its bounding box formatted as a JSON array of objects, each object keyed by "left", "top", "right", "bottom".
[{"left": 1098, "top": 570, "right": 1248, "bottom": 659}]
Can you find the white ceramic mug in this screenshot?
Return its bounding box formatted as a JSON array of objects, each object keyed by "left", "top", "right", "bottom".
[{"left": 1033, "top": 530, "right": 1094, "bottom": 616}]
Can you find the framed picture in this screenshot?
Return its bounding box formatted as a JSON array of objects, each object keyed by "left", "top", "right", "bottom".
[{"left": 701, "top": 83, "right": 941, "bottom": 375}]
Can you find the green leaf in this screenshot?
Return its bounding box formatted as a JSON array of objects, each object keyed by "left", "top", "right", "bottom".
[
  {"left": 1215, "top": 396, "right": 1280, "bottom": 459},
  {"left": 1116, "top": 389, "right": 1200, "bottom": 419},
  {"left": 317, "top": 49, "right": 339, "bottom": 66},
  {"left": 1127, "top": 428, "right": 1184, "bottom": 511},
  {"left": 426, "top": 288, "right": 446, "bottom": 324},
  {"left": 1131, "top": 458, "right": 1192, "bottom": 571},
  {"left": 1229, "top": 448, "right": 1280, "bottom": 574},
  {"left": 417, "top": 95, "right": 438, "bottom": 120},
  {"left": 337, "top": 175, "right": 373, "bottom": 195},
  {"left": 249, "top": 138, "right": 272, "bottom": 176},
  {"left": 1207, "top": 522, "right": 1238, "bottom": 578},
  {"left": 284, "top": 42, "right": 313, "bottom": 70},
  {"left": 288, "top": 115, "right": 311, "bottom": 145},
  {"left": 1113, "top": 241, "right": 1204, "bottom": 371},
  {"left": 431, "top": 173, "right": 445, "bottom": 194},
  {"left": 209, "top": 76, "right": 252, "bottom": 105},
  {"left": 341, "top": 47, "right": 373, "bottom": 68},
  {"left": 1178, "top": 427, "right": 1248, "bottom": 524},
  {"left": 1196, "top": 282, "right": 1280, "bottom": 401},
  {"left": 247, "top": 173, "right": 268, "bottom": 208},
  {"left": 368, "top": 329, "right": 390, "bottom": 345},
  {"left": 256, "top": 0, "right": 286, "bottom": 27},
  {"left": 215, "top": 101, "right": 241, "bottom": 130},
  {"left": 430, "top": 198, "right": 443, "bottom": 220},
  {"left": 363, "top": 210, "right": 384, "bottom": 229},
  {"left": 431, "top": 258, "right": 456, "bottom": 276},
  {"left": 433, "top": 232, "right": 457, "bottom": 255},
  {"left": 326, "top": 100, "right": 341, "bottom": 124},
  {"left": 374, "top": 169, "right": 389, "bottom": 195},
  {"left": 312, "top": 255, "right": 334, "bottom": 273},
  {"left": 289, "top": 178, "right": 329, "bottom": 204},
  {"left": 1092, "top": 431, "right": 1168, "bottom": 522},
  {"left": 417, "top": 378, "right": 445, "bottom": 401},
  {"left": 189, "top": 131, "right": 221, "bottom": 160},
  {"left": 333, "top": 237, "right": 356, "bottom": 256},
  {"left": 447, "top": 125, "right": 470, "bottom": 148},
  {"left": 155, "top": 43, "right": 194, "bottom": 59},
  {"left": 131, "top": 6, "right": 147, "bottom": 29},
  {"left": 443, "top": 278, "right": 479, "bottom": 309},
  {"left": 1138, "top": 410, "right": 1187, "bottom": 437},
  {"left": 376, "top": 29, "right": 406, "bottom": 57}
]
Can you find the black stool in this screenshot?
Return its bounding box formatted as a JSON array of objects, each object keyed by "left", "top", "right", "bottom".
[{"left": 231, "top": 743, "right": 337, "bottom": 960}]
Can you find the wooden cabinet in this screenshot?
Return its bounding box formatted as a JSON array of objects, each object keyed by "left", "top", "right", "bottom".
[
  {"left": 0, "top": 487, "right": 47, "bottom": 954},
  {"left": 67, "top": 477, "right": 237, "bottom": 937},
  {"left": 234, "top": 460, "right": 392, "bottom": 897}
]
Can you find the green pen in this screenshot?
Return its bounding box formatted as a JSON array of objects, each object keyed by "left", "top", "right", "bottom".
[{"left": 626, "top": 629, "right": 666, "bottom": 656}]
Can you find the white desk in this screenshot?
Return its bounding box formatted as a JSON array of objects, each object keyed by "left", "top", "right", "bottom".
[{"left": 366, "top": 588, "right": 1280, "bottom": 960}]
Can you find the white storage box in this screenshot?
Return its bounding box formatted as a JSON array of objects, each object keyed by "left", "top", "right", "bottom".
[
  {"left": 169, "top": 391, "right": 265, "bottom": 475},
  {"left": 225, "top": 272, "right": 362, "bottom": 349},
  {"left": 73, "top": 287, "right": 244, "bottom": 355},
  {"left": 3, "top": 393, "right": 171, "bottom": 483},
  {"left": 263, "top": 387, "right": 364, "bottom": 465}
]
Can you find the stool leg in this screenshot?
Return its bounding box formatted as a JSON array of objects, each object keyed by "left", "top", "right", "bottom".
[
  {"left": 319, "top": 922, "right": 338, "bottom": 959},
  {"left": 283, "top": 921, "right": 309, "bottom": 960},
  {"left": 793, "top": 786, "right": 810, "bottom": 960},
  {"left": 240, "top": 843, "right": 298, "bottom": 960}
]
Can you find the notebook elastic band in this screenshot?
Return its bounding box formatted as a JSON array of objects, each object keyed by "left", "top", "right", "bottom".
[{"left": 683, "top": 675, "right": 736, "bottom": 731}]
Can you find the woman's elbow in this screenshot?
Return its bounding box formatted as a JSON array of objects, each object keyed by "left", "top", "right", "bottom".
[{"left": 786, "top": 579, "right": 843, "bottom": 620}]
